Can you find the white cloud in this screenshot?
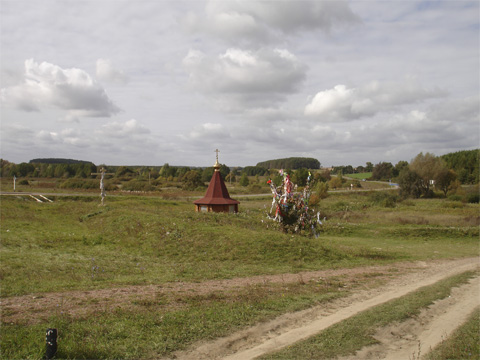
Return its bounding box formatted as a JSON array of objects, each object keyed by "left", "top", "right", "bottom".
[
  {"left": 305, "top": 79, "right": 447, "bottom": 121},
  {"left": 1, "top": 1, "right": 478, "bottom": 167},
  {"left": 1, "top": 59, "right": 120, "bottom": 118},
  {"left": 183, "top": 47, "right": 306, "bottom": 110},
  {"left": 98, "top": 119, "right": 150, "bottom": 139},
  {"left": 96, "top": 58, "right": 128, "bottom": 84},
  {"left": 184, "top": 0, "right": 360, "bottom": 45}
]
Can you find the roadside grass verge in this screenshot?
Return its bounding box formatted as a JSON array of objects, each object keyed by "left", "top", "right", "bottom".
[
  {"left": 259, "top": 271, "right": 478, "bottom": 360},
  {"left": 1, "top": 275, "right": 355, "bottom": 359},
  {"left": 424, "top": 308, "right": 479, "bottom": 360}
]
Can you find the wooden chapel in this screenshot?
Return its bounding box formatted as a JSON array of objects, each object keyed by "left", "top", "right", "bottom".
[{"left": 193, "top": 150, "right": 239, "bottom": 213}]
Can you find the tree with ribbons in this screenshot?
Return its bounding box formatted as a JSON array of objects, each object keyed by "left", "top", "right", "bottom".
[{"left": 266, "top": 170, "right": 322, "bottom": 235}]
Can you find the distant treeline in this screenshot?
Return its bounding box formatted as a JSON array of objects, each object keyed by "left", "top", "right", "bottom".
[
  {"left": 256, "top": 157, "right": 321, "bottom": 170},
  {"left": 440, "top": 149, "right": 479, "bottom": 184},
  {"left": 29, "top": 158, "right": 94, "bottom": 165},
  {"left": 1, "top": 159, "right": 97, "bottom": 178},
  {"left": 2, "top": 150, "right": 477, "bottom": 185}
]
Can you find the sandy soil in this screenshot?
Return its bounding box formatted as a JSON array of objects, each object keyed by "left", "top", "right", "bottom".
[
  {"left": 168, "top": 257, "right": 479, "bottom": 360},
  {"left": 0, "top": 261, "right": 438, "bottom": 325},
  {"left": 2, "top": 257, "right": 479, "bottom": 359}
]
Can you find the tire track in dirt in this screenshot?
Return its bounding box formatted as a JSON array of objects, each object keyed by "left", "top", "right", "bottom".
[
  {"left": 338, "top": 276, "right": 479, "bottom": 360},
  {"left": 167, "top": 257, "right": 479, "bottom": 360}
]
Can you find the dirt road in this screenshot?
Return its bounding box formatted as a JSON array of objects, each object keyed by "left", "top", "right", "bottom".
[
  {"left": 169, "top": 257, "right": 479, "bottom": 360},
  {"left": 2, "top": 257, "right": 478, "bottom": 359}
]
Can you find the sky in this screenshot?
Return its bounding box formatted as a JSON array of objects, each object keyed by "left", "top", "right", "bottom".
[{"left": 1, "top": 0, "right": 478, "bottom": 168}]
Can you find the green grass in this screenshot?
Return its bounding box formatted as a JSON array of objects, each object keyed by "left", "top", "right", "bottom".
[
  {"left": 260, "top": 271, "right": 478, "bottom": 359},
  {"left": 344, "top": 172, "right": 372, "bottom": 180},
  {"left": 1, "top": 191, "right": 479, "bottom": 358},
  {"left": 1, "top": 194, "right": 478, "bottom": 296},
  {"left": 425, "top": 308, "right": 480, "bottom": 360},
  {"left": 1, "top": 276, "right": 349, "bottom": 359}
]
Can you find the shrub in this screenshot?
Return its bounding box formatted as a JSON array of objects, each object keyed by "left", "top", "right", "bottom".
[
  {"left": 18, "top": 179, "right": 29, "bottom": 185},
  {"left": 309, "top": 194, "right": 320, "bottom": 206},
  {"left": 59, "top": 179, "right": 97, "bottom": 189},
  {"left": 315, "top": 182, "right": 329, "bottom": 199},
  {"left": 369, "top": 192, "right": 398, "bottom": 208},
  {"left": 447, "top": 194, "right": 463, "bottom": 202},
  {"left": 467, "top": 193, "right": 479, "bottom": 203},
  {"left": 181, "top": 170, "right": 204, "bottom": 190},
  {"left": 122, "top": 180, "right": 155, "bottom": 192},
  {"left": 266, "top": 171, "right": 321, "bottom": 235},
  {"left": 247, "top": 184, "right": 264, "bottom": 194},
  {"left": 443, "top": 201, "right": 464, "bottom": 209},
  {"left": 239, "top": 173, "right": 250, "bottom": 187}
]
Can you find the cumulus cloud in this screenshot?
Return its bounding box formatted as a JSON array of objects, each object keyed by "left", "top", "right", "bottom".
[
  {"left": 98, "top": 119, "right": 150, "bottom": 139},
  {"left": 96, "top": 58, "right": 128, "bottom": 84},
  {"left": 183, "top": 47, "right": 306, "bottom": 110},
  {"left": 1, "top": 59, "right": 120, "bottom": 118},
  {"left": 0, "top": 118, "right": 157, "bottom": 164},
  {"left": 304, "top": 79, "right": 447, "bottom": 121},
  {"left": 184, "top": 0, "right": 360, "bottom": 45}
]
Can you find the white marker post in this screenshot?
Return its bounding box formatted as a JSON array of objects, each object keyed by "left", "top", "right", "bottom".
[
  {"left": 91, "top": 167, "right": 114, "bottom": 205},
  {"left": 13, "top": 175, "right": 16, "bottom": 192}
]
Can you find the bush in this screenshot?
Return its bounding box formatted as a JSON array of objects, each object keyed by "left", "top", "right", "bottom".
[
  {"left": 247, "top": 184, "right": 264, "bottom": 194},
  {"left": 18, "top": 179, "right": 29, "bottom": 185},
  {"left": 239, "top": 173, "right": 249, "bottom": 187},
  {"left": 448, "top": 194, "right": 463, "bottom": 202},
  {"left": 467, "top": 193, "right": 479, "bottom": 203},
  {"left": 181, "top": 170, "right": 204, "bottom": 190},
  {"left": 369, "top": 192, "right": 398, "bottom": 208},
  {"left": 309, "top": 194, "right": 320, "bottom": 206},
  {"left": 315, "top": 182, "right": 329, "bottom": 199},
  {"left": 121, "top": 180, "right": 155, "bottom": 192},
  {"left": 60, "top": 179, "right": 97, "bottom": 189}
]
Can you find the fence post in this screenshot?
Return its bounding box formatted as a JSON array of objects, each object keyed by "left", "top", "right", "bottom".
[{"left": 45, "top": 328, "right": 57, "bottom": 359}]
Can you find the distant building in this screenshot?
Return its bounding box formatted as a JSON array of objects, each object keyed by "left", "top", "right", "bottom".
[{"left": 193, "top": 151, "right": 239, "bottom": 213}]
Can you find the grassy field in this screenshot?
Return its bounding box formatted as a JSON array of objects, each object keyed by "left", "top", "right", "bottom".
[
  {"left": 1, "top": 188, "right": 479, "bottom": 358},
  {"left": 343, "top": 172, "right": 372, "bottom": 180}
]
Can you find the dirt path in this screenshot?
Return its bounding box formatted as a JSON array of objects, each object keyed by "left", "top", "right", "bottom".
[
  {"left": 339, "top": 276, "right": 479, "bottom": 360},
  {"left": 0, "top": 260, "right": 442, "bottom": 325},
  {"left": 167, "top": 257, "right": 479, "bottom": 360},
  {"left": 2, "top": 257, "right": 478, "bottom": 359}
]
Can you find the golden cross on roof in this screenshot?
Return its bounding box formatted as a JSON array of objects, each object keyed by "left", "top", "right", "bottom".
[{"left": 214, "top": 148, "right": 220, "bottom": 162}]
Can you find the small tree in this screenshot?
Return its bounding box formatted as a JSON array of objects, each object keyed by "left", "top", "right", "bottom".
[
  {"left": 436, "top": 169, "right": 457, "bottom": 196},
  {"left": 239, "top": 173, "right": 250, "bottom": 187},
  {"left": 398, "top": 168, "right": 423, "bottom": 198},
  {"left": 315, "top": 181, "right": 329, "bottom": 199},
  {"left": 293, "top": 168, "right": 309, "bottom": 186},
  {"left": 225, "top": 172, "right": 236, "bottom": 183},
  {"left": 266, "top": 171, "right": 322, "bottom": 235},
  {"left": 410, "top": 152, "right": 447, "bottom": 196},
  {"left": 182, "top": 170, "right": 204, "bottom": 190},
  {"left": 393, "top": 161, "right": 409, "bottom": 177},
  {"left": 372, "top": 162, "right": 393, "bottom": 181},
  {"left": 329, "top": 176, "right": 342, "bottom": 190}
]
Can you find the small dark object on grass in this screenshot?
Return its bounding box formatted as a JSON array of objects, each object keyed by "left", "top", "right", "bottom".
[{"left": 45, "top": 328, "right": 57, "bottom": 359}]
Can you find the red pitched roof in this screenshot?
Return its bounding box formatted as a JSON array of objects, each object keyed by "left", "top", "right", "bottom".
[{"left": 194, "top": 170, "right": 239, "bottom": 205}]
